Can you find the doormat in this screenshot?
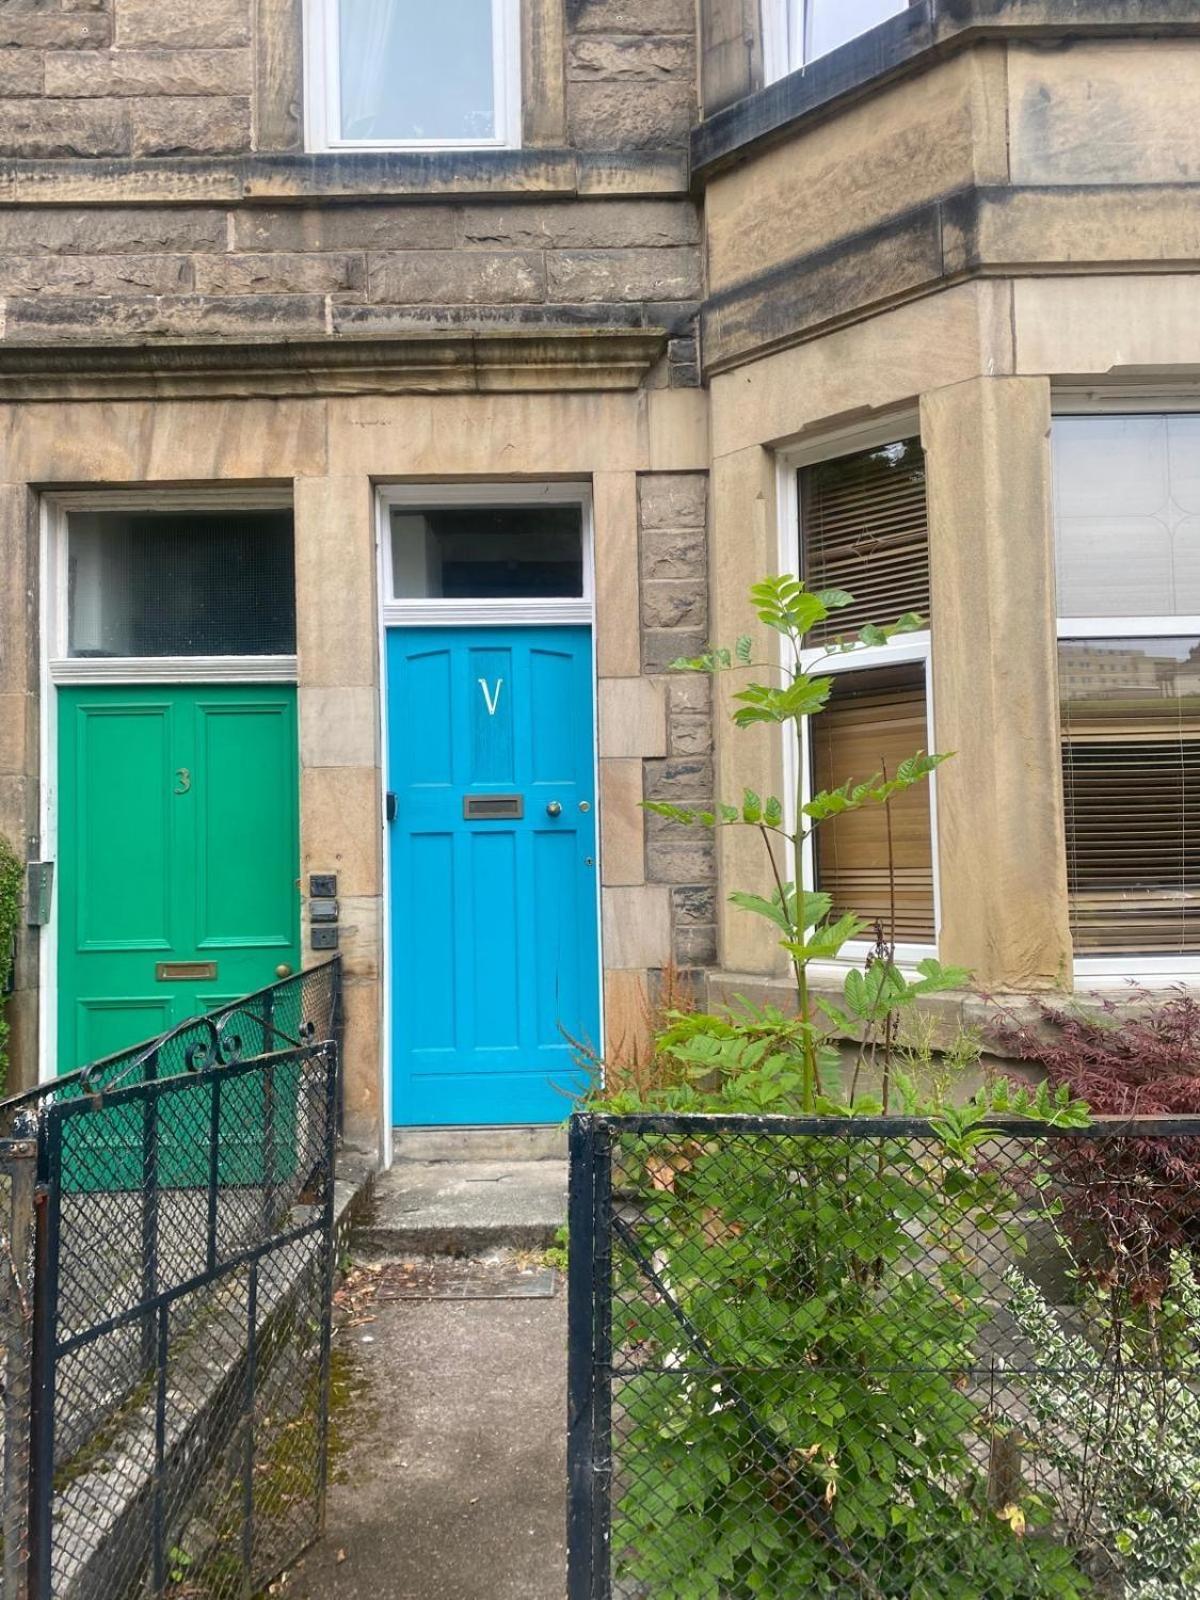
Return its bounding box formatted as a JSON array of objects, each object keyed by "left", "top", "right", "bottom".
[{"left": 339, "top": 1256, "right": 558, "bottom": 1314}]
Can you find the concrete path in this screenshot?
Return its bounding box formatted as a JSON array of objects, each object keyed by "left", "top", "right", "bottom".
[{"left": 277, "top": 1267, "right": 567, "bottom": 1600}]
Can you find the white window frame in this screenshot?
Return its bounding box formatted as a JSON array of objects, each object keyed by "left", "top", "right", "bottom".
[
  {"left": 380, "top": 480, "right": 594, "bottom": 627},
  {"left": 1053, "top": 408, "right": 1200, "bottom": 985},
  {"left": 761, "top": 0, "right": 911, "bottom": 84},
  {"left": 44, "top": 488, "right": 299, "bottom": 687},
  {"left": 304, "top": 0, "right": 522, "bottom": 152},
  {"left": 777, "top": 415, "right": 941, "bottom": 975}
]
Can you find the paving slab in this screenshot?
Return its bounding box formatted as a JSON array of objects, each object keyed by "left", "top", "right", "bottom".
[
  {"left": 277, "top": 1273, "right": 567, "bottom": 1600},
  {"left": 355, "top": 1160, "right": 568, "bottom": 1257}
]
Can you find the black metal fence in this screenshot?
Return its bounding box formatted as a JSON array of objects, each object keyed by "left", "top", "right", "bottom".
[
  {"left": 0, "top": 960, "right": 341, "bottom": 1600},
  {"left": 568, "top": 1111, "right": 1200, "bottom": 1600}
]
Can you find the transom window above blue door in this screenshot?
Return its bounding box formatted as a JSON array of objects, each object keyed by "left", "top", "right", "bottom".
[
  {"left": 391, "top": 505, "right": 584, "bottom": 601},
  {"left": 762, "top": 0, "right": 914, "bottom": 83},
  {"left": 306, "top": 0, "right": 521, "bottom": 150}
]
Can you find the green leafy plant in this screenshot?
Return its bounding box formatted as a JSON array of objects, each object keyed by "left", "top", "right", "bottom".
[
  {"left": 1006, "top": 1254, "right": 1200, "bottom": 1599},
  {"left": 589, "top": 576, "right": 1096, "bottom": 1597},
  {"left": 0, "top": 834, "right": 21, "bottom": 1094}
]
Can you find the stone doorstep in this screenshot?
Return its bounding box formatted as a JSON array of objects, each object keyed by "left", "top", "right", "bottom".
[
  {"left": 391, "top": 1124, "right": 568, "bottom": 1163},
  {"left": 353, "top": 1159, "right": 568, "bottom": 1259},
  {"left": 50, "top": 1151, "right": 374, "bottom": 1600}
]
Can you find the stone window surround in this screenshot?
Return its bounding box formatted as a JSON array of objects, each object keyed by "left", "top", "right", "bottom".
[{"left": 254, "top": 0, "right": 566, "bottom": 154}]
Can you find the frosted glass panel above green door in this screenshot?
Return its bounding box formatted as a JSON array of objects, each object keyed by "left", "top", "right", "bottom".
[{"left": 57, "top": 684, "right": 301, "bottom": 1073}]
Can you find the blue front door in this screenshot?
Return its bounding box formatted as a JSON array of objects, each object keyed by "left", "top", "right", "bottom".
[{"left": 387, "top": 626, "right": 600, "bottom": 1125}]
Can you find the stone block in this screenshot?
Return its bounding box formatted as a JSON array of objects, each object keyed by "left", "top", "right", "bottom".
[
  {"left": 116, "top": 0, "right": 250, "bottom": 47},
  {"left": 299, "top": 687, "right": 378, "bottom": 769},
  {"left": 1009, "top": 39, "right": 1200, "bottom": 186},
  {"left": 0, "top": 98, "right": 128, "bottom": 157},
  {"left": 568, "top": 81, "right": 694, "bottom": 151},
  {"left": 602, "top": 884, "right": 672, "bottom": 970},
  {"left": 568, "top": 35, "right": 693, "bottom": 79},
  {"left": 130, "top": 96, "right": 250, "bottom": 155},
  {"left": 672, "top": 885, "right": 717, "bottom": 926},
  {"left": 645, "top": 837, "right": 717, "bottom": 887},
  {"left": 600, "top": 758, "right": 645, "bottom": 886},
  {"left": 0, "top": 253, "right": 192, "bottom": 294},
  {"left": 640, "top": 523, "right": 706, "bottom": 581},
  {"left": 568, "top": 0, "right": 696, "bottom": 33},
  {"left": 1, "top": 292, "right": 326, "bottom": 342},
  {"left": 593, "top": 472, "right": 641, "bottom": 679},
  {"left": 300, "top": 766, "right": 381, "bottom": 899},
  {"left": 639, "top": 473, "right": 707, "bottom": 528},
  {"left": 669, "top": 714, "right": 712, "bottom": 757},
  {"left": 329, "top": 894, "right": 381, "bottom": 981},
  {"left": 667, "top": 673, "right": 711, "bottom": 716},
  {"left": 0, "top": 206, "right": 226, "bottom": 254},
  {"left": 338, "top": 975, "right": 381, "bottom": 1145},
  {"left": 644, "top": 756, "right": 713, "bottom": 801},
  {"left": 603, "top": 968, "right": 654, "bottom": 1070},
  {"left": 233, "top": 204, "right": 456, "bottom": 252},
  {"left": 0, "top": 49, "right": 44, "bottom": 96},
  {"left": 368, "top": 250, "right": 546, "bottom": 305},
  {"left": 641, "top": 578, "right": 706, "bottom": 630},
  {"left": 598, "top": 676, "right": 667, "bottom": 759},
  {"left": 0, "top": 12, "right": 108, "bottom": 47},
  {"left": 44, "top": 47, "right": 251, "bottom": 96},
  {"left": 458, "top": 199, "right": 699, "bottom": 249},
  {"left": 193, "top": 251, "right": 366, "bottom": 296},
  {"left": 674, "top": 924, "right": 718, "bottom": 966},
  {"left": 0, "top": 694, "right": 32, "bottom": 774},
  {"left": 547, "top": 246, "right": 701, "bottom": 303},
  {"left": 643, "top": 628, "right": 706, "bottom": 674},
  {"left": 252, "top": 0, "right": 303, "bottom": 152},
  {"left": 294, "top": 476, "right": 377, "bottom": 689}
]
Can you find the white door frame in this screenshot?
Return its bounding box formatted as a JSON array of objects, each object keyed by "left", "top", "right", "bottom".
[{"left": 374, "top": 481, "right": 602, "bottom": 1158}]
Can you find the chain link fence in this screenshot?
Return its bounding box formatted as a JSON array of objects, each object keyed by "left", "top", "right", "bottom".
[
  {"left": 0, "top": 960, "right": 341, "bottom": 1600},
  {"left": 568, "top": 1111, "right": 1200, "bottom": 1600}
]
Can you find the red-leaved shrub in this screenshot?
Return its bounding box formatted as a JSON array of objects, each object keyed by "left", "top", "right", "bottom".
[{"left": 992, "top": 992, "right": 1200, "bottom": 1297}]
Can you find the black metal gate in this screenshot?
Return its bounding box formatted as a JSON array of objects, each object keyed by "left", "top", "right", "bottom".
[{"left": 1, "top": 961, "right": 341, "bottom": 1600}]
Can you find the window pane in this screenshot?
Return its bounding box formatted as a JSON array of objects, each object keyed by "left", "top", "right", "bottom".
[
  {"left": 810, "top": 663, "right": 936, "bottom": 944},
  {"left": 1054, "top": 415, "right": 1200, "bottom": 617},
  {"left": 391, "top": 505, "right": 584, "bottom": 599},
  {"left": 1060, "top": 637, "right": 1200, "bottom": 954},
  {"left": 809, "top": 0, "right": 909, "bottom": 61},
  {"left": 339, "top": 0, "right": 497, "bottom": 142},
  {"left": 800, "top": 438, "right": 929, "bottom": 645},
  {"left": 67, "top": 510, "right": 296, "bottom": 658}
]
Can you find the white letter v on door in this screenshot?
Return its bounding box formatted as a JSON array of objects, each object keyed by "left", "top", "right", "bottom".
[{"left": 478, "top": 678, "right": 503, "bottom": 717}]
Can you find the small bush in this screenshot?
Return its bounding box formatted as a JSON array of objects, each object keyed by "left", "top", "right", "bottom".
[{"left": 992, "top": 994, "right": 1200, "bottom": 1294}]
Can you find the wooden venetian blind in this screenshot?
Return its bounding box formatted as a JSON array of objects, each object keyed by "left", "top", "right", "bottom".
[
  {"left": 1060, "top": 640, "right": 1200, "bottom": 954},
  {"left": 811, "top": 663, "right": 936, "bottom": 944},
  {"left": 800, "top": 439, "right": 930, "bottom": 644}
]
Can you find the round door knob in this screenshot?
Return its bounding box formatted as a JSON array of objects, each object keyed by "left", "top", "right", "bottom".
[
  {"left": 276, "top": 963, "right": 293, "bottom": 979},
  {"left": 546, "top": 801, "right": 563, "bottom": 818}
]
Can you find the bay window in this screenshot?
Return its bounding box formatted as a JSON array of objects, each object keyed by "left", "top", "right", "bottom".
[
  {"left": 306, "top": 0, "right": 521, "bottom": 151},
  {"left": 1054, "top": 415, "right": 1200, "bottom": 967},
  {"left": 762, "top": 0, "right": 913, "bottom": 84},
  {"left": 789, "top": 435, "right": 938, "bottom": 958}
]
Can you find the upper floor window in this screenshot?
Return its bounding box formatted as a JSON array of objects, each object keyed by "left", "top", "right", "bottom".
[
  {"left": 306, "top": 0, "right": 521, "bottom": 151},
  {"left": 1053, "top": 416, "right": 1200, "bottom": 966},
  {"left": 762, "top": 0, "right": 912, "bottom": 83}
]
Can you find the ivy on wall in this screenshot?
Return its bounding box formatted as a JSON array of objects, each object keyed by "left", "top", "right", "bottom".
[{"left": 0, "top": 836, "right": 22, "bottom": 1095}]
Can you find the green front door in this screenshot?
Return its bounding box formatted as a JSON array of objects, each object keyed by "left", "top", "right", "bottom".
[{"left": 57, "top": 684, "right": 301, "bottom": 1073}]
